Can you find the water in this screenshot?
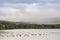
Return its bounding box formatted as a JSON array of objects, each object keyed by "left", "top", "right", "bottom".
[{"left": 0, "top": 29, "right": 60, "bottom": 40}]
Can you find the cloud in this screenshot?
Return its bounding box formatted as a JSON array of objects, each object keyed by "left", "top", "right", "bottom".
[
  {"left": 0, "top": 3, "right": 60, "bottom": 24},
  {"left": 0, "top": 0, "right": 60, "bottom": 4}
]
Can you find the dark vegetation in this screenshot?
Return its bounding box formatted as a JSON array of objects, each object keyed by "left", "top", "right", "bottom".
[{"left": 0, "top": 21, "right": 60, "bottom": 30}]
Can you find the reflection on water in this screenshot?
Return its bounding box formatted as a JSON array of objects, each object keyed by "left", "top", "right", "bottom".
[{"left": 0, "top": 29, "right": 60, "bottom": 40}]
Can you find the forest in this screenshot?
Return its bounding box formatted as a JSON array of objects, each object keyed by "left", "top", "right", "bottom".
[{"left": 0, "top": 21, "right": 60, "bottom": 30}]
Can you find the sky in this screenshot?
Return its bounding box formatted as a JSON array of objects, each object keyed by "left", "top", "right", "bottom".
[{"left": 0, "top": 0, "right": 60, "bottom": 24}]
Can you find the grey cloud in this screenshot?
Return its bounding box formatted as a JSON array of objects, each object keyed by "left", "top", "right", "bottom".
[
  {"left": 0, "top": 3, "right": 60, "bottom": 24},
  {"left": 0, "top": 0, "right": 60, "bottom": 4},
  {"left": 50, "top": 18, "right": 60, "bottom": 24}
]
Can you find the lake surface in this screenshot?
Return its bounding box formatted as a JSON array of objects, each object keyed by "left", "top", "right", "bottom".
[{"left": 0, "top": 29, "right": 60, "bottom": 40}]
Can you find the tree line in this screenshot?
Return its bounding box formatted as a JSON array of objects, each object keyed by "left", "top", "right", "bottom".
[{"left": 0, "top": 21, "right": 60, "bottom": 30}]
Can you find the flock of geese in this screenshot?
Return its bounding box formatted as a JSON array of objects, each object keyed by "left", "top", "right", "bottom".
[{"left": 0, "top": 32, "right": 48, "bottom": 37}]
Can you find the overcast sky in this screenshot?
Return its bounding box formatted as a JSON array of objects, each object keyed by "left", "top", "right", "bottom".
[{"left": 0, "top": 0, "right": 60, "bottom": 24}]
